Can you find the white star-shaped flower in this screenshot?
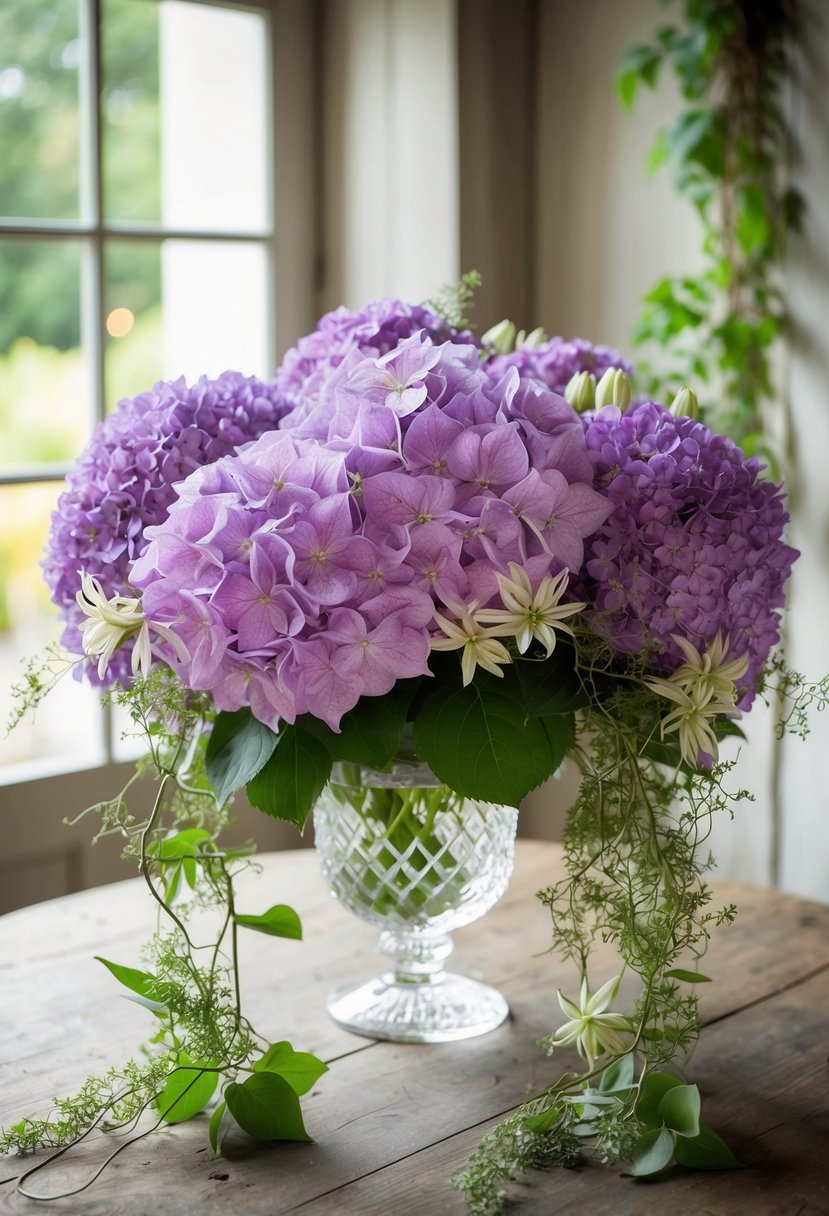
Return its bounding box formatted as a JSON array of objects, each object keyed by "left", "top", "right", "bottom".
[
  {"left": 549, "top": 974, "right": 630, "bottom": 1070},
  {"left": 476, "top": 564, "right": 585, "bottom": 658},
  {"left": 430, "top": 599, "right": 512, "bottom": 686},
  {"left": 76, "top": 572, "right": 188, "bottom": 680}
]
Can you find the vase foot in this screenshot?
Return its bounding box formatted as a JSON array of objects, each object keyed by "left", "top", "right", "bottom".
[{"left": 326, "top": 970, "right": 510, "bottom": 1043}]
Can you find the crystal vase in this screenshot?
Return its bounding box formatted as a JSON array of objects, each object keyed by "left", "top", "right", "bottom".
[{"left": 313, "top": 759, "right": 519, "bottom": 1043}]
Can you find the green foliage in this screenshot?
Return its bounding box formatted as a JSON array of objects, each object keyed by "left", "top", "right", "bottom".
[
  {"left": 423, "top": 269, "right": 483, "bottom": 331},
  {"left": 205, "top": 708, "right": 279, "bottom": 808},
  {"left": 246, "top": 723, "right": 332, "bottom": 830},
  {"left": 618, "top": 1, "right": 801, "bottom": 460},
  {"left": 1, "top": 671, "right": 325, "bottom": 1195}
]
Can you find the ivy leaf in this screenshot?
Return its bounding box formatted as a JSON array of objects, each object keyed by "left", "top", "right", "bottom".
[
  {"left": 155, "top": 1056, "right": 219, "bottom": 1125},
  {"left": 673, "top": 1122, "right": 742, "bottom": 1169},
  {"left": 224, "top": 1072, "right": 311, "bottom": 1142},
  {"left": 630, "top": 1126, "right": 676, "bottom": 1176},
  {"left": 413, "top": 682, "right": 567, "bottom": 804},
  {"left": 95, "top": 956, "right": 161, "bottom": 1002},
  {"left": 636, "top": 1071, "right": 684, "bottom": 1130},
  {"left": 252, "top": 1042, "right": 328, "bottom": 1096},
  {"left": 659, "top": 1084, "right": 701, "bottom": 1138},
  {"left": 235, "top": 904, "right": 302, "bottom": 941},
  {"left": 205, "top": 709, "right": 279, "bottom": 808},
  {"left": 598, "top": 1053, "right": 635, "bottom": 1094},
  {"left": 665, "top": 968, "right": 712, "bottom": 984},
  {"left": 208, "top": 1099, "right": 227, "bottom": 1156},
  {"left": 246, "top": 724, "right": 332, "bottom": 830}
]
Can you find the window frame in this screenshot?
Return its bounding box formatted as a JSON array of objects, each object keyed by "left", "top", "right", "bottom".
[{"left": 0, "top": 0, "right": 318, "bottom": 787}]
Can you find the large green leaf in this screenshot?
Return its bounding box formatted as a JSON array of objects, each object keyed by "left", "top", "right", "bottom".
[
  {"left": 630, "top": 1126, "right": 675, "bottom": 1176},
  {"left": 598, "top": 1053, "right": 635, "bottom": 1094},
  {"left": 235, "top": 904, "right": 302, "bottom": 941},
  {"left": 413, "top": 682, "right": 567, "bottom": 805},
  {"left": 636, "top": 1071, "right": 684, "bottom": 1130},
  {"left": 300, "top": 680, "right": 419, "bottom": 768},
  {"left": 205, "top": 709, "right": 279, "bottom": 808},
  {"left": 511, "top": 647, "right": 590, "bottom": 717},
  {"left": 95, "top": 956, "right": 161, "bottom": 1003},
  {"left": 246, "top": 725, "right": 332, "bottom": 830},
  {"left": 659, "top": 1084, "right": 701, "bottom": 1138},
  {"left": 252, "top": 1042, "right": 328, "bottom": 1096},
  {"left": 673, "top": 1122, "right": 742, "bottom": 1169},
  {"left": 155, "top": 1056, "right": 219, "bottom": 1125},
  {"left": 224, "top": 1072, "right": 311, "bottom": 1142}
]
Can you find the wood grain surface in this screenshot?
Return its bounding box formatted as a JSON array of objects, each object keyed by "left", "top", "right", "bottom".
[{"left": 1, "top": 842, "right": 828, "bottom": 1216}]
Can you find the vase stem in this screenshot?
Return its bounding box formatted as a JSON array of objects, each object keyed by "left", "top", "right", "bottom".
[{"left": 378, "top": 929, "right": 453, "bottom": 983}]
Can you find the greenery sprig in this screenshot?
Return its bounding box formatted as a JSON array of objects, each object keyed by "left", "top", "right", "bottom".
[
  {"left": 1, "top": 668, "right": 325, "bottom": 1200},
  {"left": 617, "top": 0, "right": 801, "bottom": 461}
]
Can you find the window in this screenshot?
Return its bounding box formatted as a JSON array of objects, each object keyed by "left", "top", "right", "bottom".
[{"left": 0, "top": 0, "right": 284, "bottom": 781}]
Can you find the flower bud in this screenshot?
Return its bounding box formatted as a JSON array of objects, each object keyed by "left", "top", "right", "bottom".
[
  {"left": 564, "top": 370, "right": 596, "bottom": 413},
  {"left": 519, "top": 326, "right": 548, "bottom": 350},
  {"left": 595, "top": 367, "right": 632, "bottom": 411},
  {"left": 481, "top": 318, "right": 517, "bottom": 355},
  {"left": 669, "top": 386, "right": 700, "bottom": 420}
]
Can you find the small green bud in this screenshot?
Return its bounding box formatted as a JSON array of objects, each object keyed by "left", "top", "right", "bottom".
[
  {"left": 519, "top": 326, "right": 548, "bottom": 350},
  {"left": 595, "top": 367, "right": 632, "bottom": 410},
  {"left": 481, "top": 318, "right": 517, "bottom": 355},
  {"left": 564, "top": 370, "right": 596, "bottom": 413},
  {"left": 670, "top": 386, "right": 700, "bottom": 420}
]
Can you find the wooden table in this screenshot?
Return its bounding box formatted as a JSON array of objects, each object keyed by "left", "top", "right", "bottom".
[{"left": 1, "top": 841, "right": 828, "bottom": 1215}]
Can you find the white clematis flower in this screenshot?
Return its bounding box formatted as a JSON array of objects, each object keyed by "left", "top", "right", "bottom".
[
  {"left": 76, "top": 572, "right": 187, "bottom": 680},
  {"left": 430, "top": 599, "right": 512, "bottom": 686},
  {"left": 477, "top": 564, "right": 585, "bottom": 658},
  {"left": 669, "top": 632, "right": 749, "bottom": 702},
  {"left": 644, "top": 679, "right": 740, "bottom": 768},
  {"left": 549, "top": 974, "right": 630, "bottom": 1069}
]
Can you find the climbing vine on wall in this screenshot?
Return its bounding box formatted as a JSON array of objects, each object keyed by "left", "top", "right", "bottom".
[{"left": 617, "top": 0, "right": 802, "bottom": 463}]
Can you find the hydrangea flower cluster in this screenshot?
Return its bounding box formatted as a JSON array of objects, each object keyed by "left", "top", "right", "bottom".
[
  {"left": 130, "top": 334, "right": 611, "bottom": 731},
  {"left": 43, "top": 372, "right": 291, "bottom": 684},
  {"left": 274, "top": 296, "right": 475, "bottom": 415},
  {"left": 484, "top": 336, "right": 633, "bottom": 397},
  {"left": 580, "top": 402, "right": 798, "bottom": 701}
]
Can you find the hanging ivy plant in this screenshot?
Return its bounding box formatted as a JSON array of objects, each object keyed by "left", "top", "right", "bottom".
[{"left": 617, "top": 0, "right": 802, "bottom": 464}]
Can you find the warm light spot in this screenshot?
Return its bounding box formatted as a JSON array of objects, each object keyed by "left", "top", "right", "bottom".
[{"left": 106, "top": 307, "right": 135, "bottom": 338}]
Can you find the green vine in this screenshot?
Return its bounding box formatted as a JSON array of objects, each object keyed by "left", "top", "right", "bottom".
[
  {"left": 617, "top": 0, "right": 802, "bottom": 462},
  {"left": 1, "top": 667, "right": 325, "bottom": 1199}
]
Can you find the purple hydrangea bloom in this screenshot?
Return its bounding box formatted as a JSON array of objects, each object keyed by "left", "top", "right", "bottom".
[
  {"left": 274, "top": 297, "right": 476, "bottom": 419},
  {"left": 43, "top": 372, "right": 292, "bottom": 683},
  {"left": 130, "top": 336, "right": 610, "bottom": 732},
  {"left": 580, "top": 402, "right": 798, "bottom": 702},
  {"left": 485, "top": 336, "right": 633, "bottom": 397}
]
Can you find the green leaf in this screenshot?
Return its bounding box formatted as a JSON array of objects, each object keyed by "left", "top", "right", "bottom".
[
  {"left": 647, "top": 128, "right": 670, "bottom": 176},
  {"left": 300, "top": 680, "right": 418, "bottom": 768},
  {"left": 246, "top": 724, "right": 332, "bottom": 830},
  {"left": 636, "top": 1071, "right": 683, "bottom": 1129},
  {"left": 736, "top": 184, "right": 770, "bottom": 255},
  {"left": 224, "top": 1072, "right": 311, "bottom": 1142},
  {"left": 615, "top": 44, "right": 662, "bottom": 108},
  {"left": 714, "top": 719, "right": 747, "bottom": 741},
  {"left": 155, "top": 1057, "right": 219, "bottom": 1125},
  {"left": 665, "top": 968, "right": 712, "bottom": 984},
  {"left": 673, "top": 1122, "right": 742, "bottom": 1169},
  {"left": 598, "top": 1053, "right": 635, "bottom": 1094},
  {"left": 522, "top": 1107, "right": 558, "bottom": 1133},
  {"left": 95, "top": 956, "right": 160, "bottom": 1001},
  {"left": 511, "top": 646, "right": 590, "bottom": 716},
  {"left": 630, "top": 1126, "right": 675, "bottom": 1176},
  {"left": 413, "top": 682, "right": 566, "bottom": 804},
  {"left": 252, "top": 1042, "right": 328, "bottom": 1096},
  {"left": 235, "top": 904, "right": 302, "bottom": 941},
  {"left": 208, "top": 1099, "right": 227, "bottom": 1156},
  {"left": 206, "top": 709, "right": 279, "bottom": 808},
  {"left": 659, "top": 1084, "right": 701, "bottom": 1138}
]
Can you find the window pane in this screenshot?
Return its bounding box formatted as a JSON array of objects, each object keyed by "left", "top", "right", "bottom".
[
  {"left": 0, "top": 0, "right": 82, "bottom": 221},
  {"left": 101, "top": 0, "right": 270, "bottom": 234},
  {"left": 100, "top": 0, "right": 161, "bottom": 224},
  {"left": 105, "top": 238, "right": 271, "bottom": 404},
  {"left": 0, "top": 239, "right": 91, "bottom": 469},
  {"left": 0, "top": 483, "right": 104, "bottom": 777},
  {"left": 104, "top": 239, "right": 162, "bottom": 405}
]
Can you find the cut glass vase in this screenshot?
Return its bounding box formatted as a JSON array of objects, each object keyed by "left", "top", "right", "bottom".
[{"left": 314, "top": 759, "right": 518, "bottom": 1043}]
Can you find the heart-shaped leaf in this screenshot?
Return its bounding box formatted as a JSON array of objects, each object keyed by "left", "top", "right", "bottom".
[
  {"left": 252, "top": 1042, "right": 328, "bottom": 1095},
  {"left": 206, "top": 709, "right": 278, "bottom": 808},
  {"left": 225, "top": 1072, "right": 311, "bottom": 1142},
  {"left": 235, "top": 905, "right": 302, "bottom": 941}
]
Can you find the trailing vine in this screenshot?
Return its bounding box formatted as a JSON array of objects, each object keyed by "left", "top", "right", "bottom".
[{"left": 617, "top": 0, "right": 802, "bottom": 462}]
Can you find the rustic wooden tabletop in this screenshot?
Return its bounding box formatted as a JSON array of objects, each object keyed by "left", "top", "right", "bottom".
[{"left": 1, "top": 841, "right": 828, "bottom": 1216}]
